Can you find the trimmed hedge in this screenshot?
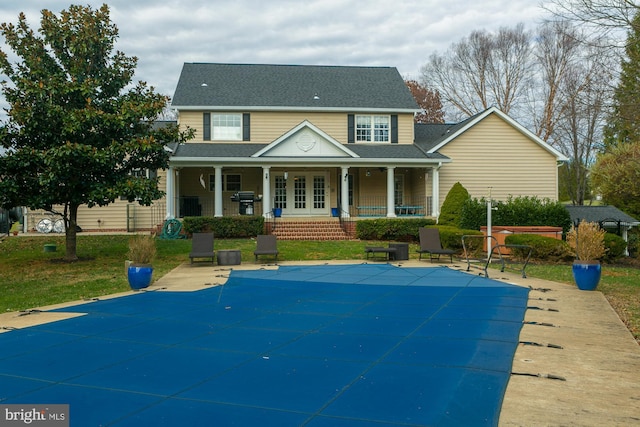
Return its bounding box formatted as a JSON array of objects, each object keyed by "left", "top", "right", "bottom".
[
  {"left": 434, "top": 226, "right": 484, "bottom": 252},
  {"left": 460, "top": 196, "right": 572, "bottom": 233},
  {"left": 505, "top": 234, "right": 573, "bottom": 262},
  {"left": 182, "top": 216, "right": 264, "bottom": 238},
  {"left": 356, "top": 218, "right": 436, "bottom": 241}
]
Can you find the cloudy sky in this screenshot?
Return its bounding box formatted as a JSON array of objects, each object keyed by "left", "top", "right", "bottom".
[{"left": 0, "top": 0, "right": 550, "bottom": 104}]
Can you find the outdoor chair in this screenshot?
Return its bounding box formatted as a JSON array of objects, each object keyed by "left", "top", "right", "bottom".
[
  {"left": 417, "top": 227, "right": 456, "bottom": 263},
  {"left": 254, "top": 235, "right": 279, "bottom": 262},
  {"left": 189, "top": 232, "right": 215, "bottom": 264}
]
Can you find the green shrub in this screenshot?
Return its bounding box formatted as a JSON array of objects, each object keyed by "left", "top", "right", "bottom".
[
  {"left": 435, "top": 226, "right": 483, "bottom": 252},
  {"left": 505, "top": 234, "right": 573, "bottom": 261},
  {"left": 182, "top": 216, "right": 264, "bottom": 237},
  {"left": 460, "top": 196, "right": 572, "bottom": 232},
  {"left": 604, "top": 233, "right": 627, "bottom": 263},
  {"left": 438, "top": 182, "right": 470, "bottom": 227},
  {"left": 356, "top": 218, "right": 436, "bottom": 241},
  {"left": 460, "top": 197, "right": 487, "bottom": 230}
]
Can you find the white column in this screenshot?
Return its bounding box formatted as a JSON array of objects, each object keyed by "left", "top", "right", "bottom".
[
  {"left": 431, "top": 165, "right": 441, "bottom": 218},
  {"left": 262, "top": 166, "right": 271, "bottom": 217},
  {"left": 214, "top": 166, "right": 223, "bottom": 217},
  {"left": 386, "top": 167, "right": 397, "bottom": 217},
  {"left": 340, "top": 167, "right": 350, "bottom": 217},
  {"left": 165, "top": 167, "right": 175, "bottom": 219}
]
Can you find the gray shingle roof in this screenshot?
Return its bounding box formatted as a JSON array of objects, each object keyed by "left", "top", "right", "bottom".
[
  {"left": 565, "top": 205, "right": 639, "bottom": 226},
  {"left": 171, "top": 63, "right": 419, "bottom": 111},
  {"left": 172, "top": 143, "right": 447, "bottom": 161},
  {"left": 414, "top": 111, "right": 483, "bottom": 151}
]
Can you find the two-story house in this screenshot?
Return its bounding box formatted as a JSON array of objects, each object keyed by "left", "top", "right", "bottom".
[
  {"left": 24, "top": 63, "right": 567, "bottom": 234},
  {"left": 166, "top": 63, "right": 566, "bottom": 222}
]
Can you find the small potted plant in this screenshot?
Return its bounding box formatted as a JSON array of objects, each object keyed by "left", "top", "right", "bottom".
[
  {"left": 566, "top": 220, "right": 606, "bottom": 291},
  {"left": 126, "top": 234, "right": 156, "bottom": 290}
]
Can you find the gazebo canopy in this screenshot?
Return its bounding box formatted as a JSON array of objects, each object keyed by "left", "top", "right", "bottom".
[{"left": 565, "top": 205, "right": 640, "bottom": 229}]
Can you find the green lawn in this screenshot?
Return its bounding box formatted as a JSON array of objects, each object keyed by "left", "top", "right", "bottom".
[{"left": 1, "top": 235, "right": 638, "bottom": 343}]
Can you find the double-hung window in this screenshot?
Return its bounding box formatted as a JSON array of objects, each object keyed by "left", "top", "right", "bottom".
[
  {"left": 355, "top": 115, "right": 390, "bottom": 142},
  {"left": 213, "top": 114, "right": 242, "bottom": 140}
]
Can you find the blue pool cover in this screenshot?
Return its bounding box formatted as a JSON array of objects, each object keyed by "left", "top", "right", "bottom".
[{"left": 0, "top": 264, "right": 529, "bottom": 426}]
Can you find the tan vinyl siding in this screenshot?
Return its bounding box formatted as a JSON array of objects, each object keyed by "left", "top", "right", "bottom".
[
  {"left": 437, "top": 114, "right": 559, "bottom": 207},
  {"left": 179, "top": 111, "right": 415, "bottom": 144},
  {"left": 27, "top": 172, "right": 168, "bottom": 232}
]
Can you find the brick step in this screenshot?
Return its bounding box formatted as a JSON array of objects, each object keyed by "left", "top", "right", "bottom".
[{"left": 271, "top": 220, "right": 351, "bottom": 240}]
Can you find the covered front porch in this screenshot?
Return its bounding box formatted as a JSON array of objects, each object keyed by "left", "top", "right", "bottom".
[
  {"left": 164, "top": 165, "right": 439, "bottom": 220},
  {"left": 165, "top": 120, "right": 449, "bottom": 220}
]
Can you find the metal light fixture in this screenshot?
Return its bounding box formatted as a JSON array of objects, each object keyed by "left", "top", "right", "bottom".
[
  {"left": 284, "top": 171, "right": 288, "bottom": 180},
  {"left": 366, "top": 170, "right": 371, "bottom": 177}
]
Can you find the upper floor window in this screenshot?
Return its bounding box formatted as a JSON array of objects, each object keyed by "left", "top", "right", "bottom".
[
  {"left": 356, "top": 115, "right": 390, "bottom": 142},
  {"left": 203, "top": 112, "right": 250, "bottom": 141},
  {"left": 213, "top": 114, "right": 242, "bottom": 140}
]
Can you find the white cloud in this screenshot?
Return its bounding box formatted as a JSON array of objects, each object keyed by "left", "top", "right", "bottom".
[{"left": 0, "top": 0, "right": 548, "bottom": 108}]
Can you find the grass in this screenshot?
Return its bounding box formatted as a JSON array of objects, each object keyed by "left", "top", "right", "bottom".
[{"left": 1, "top": 235, "right": 639, "bottom": 343}]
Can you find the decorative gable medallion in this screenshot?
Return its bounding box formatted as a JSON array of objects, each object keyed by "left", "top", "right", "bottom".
[{"left": 296, "top": 134, "right": 316, "bottom": 152}]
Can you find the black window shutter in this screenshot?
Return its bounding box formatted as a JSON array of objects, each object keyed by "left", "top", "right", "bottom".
[
  {"left": 203, "top": 112, "right": 211, "bottom": 141},
  {"left": 243, "top": 113, "right": 250, "bottom": 141},
  {"left": 391, "top": 115, "right": 398, "bottom": 144},
  {"left": 347, "top": 114, "right": 355, "bottom": 143}
]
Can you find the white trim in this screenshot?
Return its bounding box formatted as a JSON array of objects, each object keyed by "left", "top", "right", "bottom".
[
  {"left": 427, "top": 107, "right": 569, "bottom": 162},
  {"left": 172, "top": 105, "right": 419, "bottom": 114},
  {"left": 169, "top": 157, "right": 449, "bottom": 168},
  {"left": 252, "top": 120, "right": 360, "bottom": 158}
]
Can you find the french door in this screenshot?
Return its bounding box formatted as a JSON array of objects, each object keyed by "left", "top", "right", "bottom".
[{"left": 273, "top": 172, "right": 328, "bottom": 216}]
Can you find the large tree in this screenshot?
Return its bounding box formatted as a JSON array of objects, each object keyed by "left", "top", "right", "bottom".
[
  {"left": 591, "top": 141, "right": 640, "bottom": 217},
  {"left": 404, "top": 80, "right": 445, "bottom": 123},
  {"left": 604, "top": 11, "right": 640, "bottom": 148},
  {"left": 544, "top": 0, "right": 639, "bottom": 50},
  {"left": 0, "top": 4, "right": 190, "bottom": 261},
  {"left": 421, "top": 24, "right": 532, "bottom": 120}
]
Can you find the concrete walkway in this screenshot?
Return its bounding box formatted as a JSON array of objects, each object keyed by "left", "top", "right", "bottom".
[{"left": 1, "top": 259, "right": 639, "bottom": 426}]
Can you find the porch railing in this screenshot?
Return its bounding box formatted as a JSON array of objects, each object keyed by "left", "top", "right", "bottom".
[
  {"left": 174, "top": 195, "right": 432, "bottom": 219},
  {"left": 352, "top": 196, "right": 432, "bottom": 217}
]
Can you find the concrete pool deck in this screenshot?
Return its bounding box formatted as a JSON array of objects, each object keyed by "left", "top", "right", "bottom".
[{"left": 1, "top": 259, "right": 639, "bottom": 426}]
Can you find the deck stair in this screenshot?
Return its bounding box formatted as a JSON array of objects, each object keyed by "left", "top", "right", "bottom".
[{"left": 271, "top": 218, "right": 351, "bottom": 240}]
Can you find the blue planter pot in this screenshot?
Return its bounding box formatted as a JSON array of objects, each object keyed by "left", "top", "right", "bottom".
[
  {"left": 572, "top": 261, "right": 601, "bottom": 291},
  {"left": 272, "top": 208, "right": 282, "bottom": 218},
  {"left": 127, "top": 265, "right": 153, "bottom": 290}
]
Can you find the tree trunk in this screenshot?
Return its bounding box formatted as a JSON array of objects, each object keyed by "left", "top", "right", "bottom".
[{"left": 64, "top": 204, "right": 79, "bottom": 261}]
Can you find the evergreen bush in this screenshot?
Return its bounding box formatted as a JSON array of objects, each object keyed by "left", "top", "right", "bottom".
[
  {"left": 505, "top": 234, "right": 573, "bottom": 261},
  {"left": 438, "top": 182, "right": 470, "bottom": 227},
  {"left": 460, "top": 196, "right": 572, "bottom": 232}
]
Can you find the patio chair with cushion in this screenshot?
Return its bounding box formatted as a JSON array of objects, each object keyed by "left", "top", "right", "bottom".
[
  {"left": 254, "top": 235, "right": 279, "bottom": 262},
  {"left": 189, "top": 232, "right": 215, "bottom": 264},
  {"left": 417, "top": 227, "right": 456, "bottom": 262}
]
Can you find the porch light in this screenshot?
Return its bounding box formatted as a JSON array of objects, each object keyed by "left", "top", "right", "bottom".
[
  {"left": 284, "top": 172, "right": 288, "bottom": 180},
  {"left": 366, "top": 170, "right": 371, "bottom": 177}
]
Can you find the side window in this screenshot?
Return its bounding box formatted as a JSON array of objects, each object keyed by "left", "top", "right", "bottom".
[{"left": 208, "top": 174, "right": 242, "bottom": 191}]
